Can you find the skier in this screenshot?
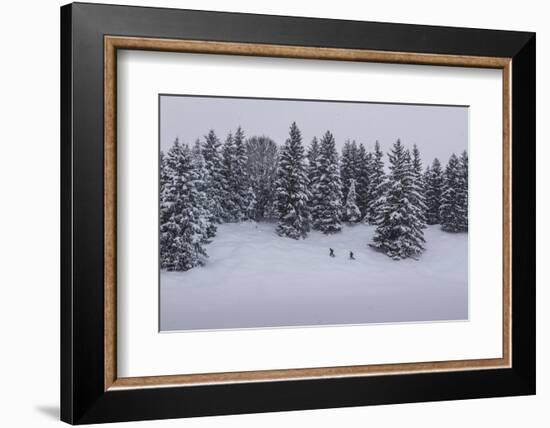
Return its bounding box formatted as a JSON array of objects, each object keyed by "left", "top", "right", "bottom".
[
  {"left": 329, "top": 248, "right": 335, "bottom": 258},
  {"left": 349, "top": 251, "right": 355, "bottom": 260}
]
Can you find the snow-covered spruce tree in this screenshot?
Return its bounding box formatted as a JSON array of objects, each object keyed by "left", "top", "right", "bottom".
[
  {"left": 344, "top": 178, "right": 361, "bottom": 224},
  {"left": 312, "top": 130, "right": 343, "bottom": 233},
  {"left": 370, "top": 139, "right": 425, "bottom": 260},
  {"left": 340, "top": 140, "right": 352, "bottom": 199},
  {"left": 423, "top": 164, "right": 431, "bottom": 207},
  {"left": 411, "top": 144, "right": 427, "bottom": 228},
  {"left": 306, "top": 137, "right": 320, "bottom": 183},
  {"left": 424, "top": 158, "right": 444, "bottom": 225},
  {"left": 365, "top": 140, "right": 386, "bottom": 224},
  {"left": 349, "top": 141, "right": 361, "bottom": 181},
  {"left": 275, "top": 122, "right": 311, "bottom": 239},
  {"left": 233, "top": 126, "right": 254, "bottom": 221},
  {"left": 440, "top": 153, "right": 467, "bottom": 232},
  {"left": 220, "top": 132, "right": 239, "bottom": 222},
  {"left": 159, "top": 149, "right": 169, "bottom": 258},
  {"left": 246, "top": 136, "right": 278, "bottom": 221},
  {"left": 340, "top": 140, "right": 359, "bottom": 202},
  {"left": 160, "top": 150, "right": 168, "bottom": 198},
  {"left": 191, "top": 140, "right": 217, "bottom": 239},
  {"left": 457, "top": 150, "right": 469, "bottom": 231},
  {"left": 201, "top": 130, "right": 226, "bottom": 223},
  {"left": 355, "top": 143, "right": 372, "bottom": 218},
  {"left": 306, "top": 137, "right": 321, "bottom": 213},
  {"left": 160, "top": 140, "right": 182, "bottom": 270},
  {"left": 160, "top": 139, "right": 210, "bottom": 271}
]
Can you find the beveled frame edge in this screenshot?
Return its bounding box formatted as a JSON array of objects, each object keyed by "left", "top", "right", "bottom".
[{"left": 104, "top": 35, "right": 512, "bottom": 392}]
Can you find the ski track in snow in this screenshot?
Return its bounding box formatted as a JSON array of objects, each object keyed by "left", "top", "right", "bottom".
[{"left": 161, "top": 222, "right": 468, "bottom": 331}]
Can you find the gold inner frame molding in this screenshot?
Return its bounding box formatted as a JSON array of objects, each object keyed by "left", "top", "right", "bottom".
[{"left": 104, "top": 35, "right": 512, "bottom": 391}]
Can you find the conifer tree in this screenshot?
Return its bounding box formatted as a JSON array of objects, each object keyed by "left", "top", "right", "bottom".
[
  {"left": 201, "top": 130, "right": 225, "bottom": 223},
  {"left": 160, "top": 140, "right": 183, "bottom": 270},
  {"left": 340, "top": 140, "right": 360, "bottom": 202},
  {"left": 306, "top": 137, "right": 321, "bottom": 213},
  {"left": 349, "top": 140, "right": 359, "bottom": 180},
  {"left": 159, "top": 149, "right": 169, "bottom": 255},
  {"left": 160, "top": 150, "right": 168, "bottom": 198},
  {"left": 160, "top": 139, "right": 210, "bottom": 271},
  {"left": 233, "top": 126, "right": 254, "bottom": 220},
  {"left": 424, "top": 158, "right": 444, "bottom": 225},
  {"left": 312, "top": 130, "right": 343, "bottom": 233},
  {"left": 344, "top": 179, "right": 361, "bottom": 223},
  {"left": 191, "top": 140, "right": 217, "bottom": 238},
  {"left": 440, "top": 153, "right": 466, "bottom": 232},
  {"left": 355, "top": 143, "right": 372, "bottom": 217},
  {"left": 423, "top": 164, "right": 431, "bottom": 208},
  {"left": 275, "top": 122, "right": 311, "bottom": 239},
  {"left": 220, "top": 132, "right": 238, "bottom": 221},
  {"left": 352, "top": 142, "right": 363, "bottom": 172},
  {"left": 370, "top": 139, "right": 425, "bottom": 259},
  {"left": 306, "top": 137, "right": 320, "bottom": 183},
  {"left": 457, "top": 150, "right": 469, "bottom": 231},
  {"left": 411, "top": 144, "right": 427, "bottom": 228},
  {"left": 365, "top": 141, "right": 386, "bottom": 224},
  {"left": 340, "top": 140, "right": 353, "bottom": 201}
]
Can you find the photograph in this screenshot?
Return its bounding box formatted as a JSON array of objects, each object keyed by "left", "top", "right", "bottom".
[
  {"left": 159, "top": 95, "right": 469, "bottom": 331},
  {"left": 55, "top": 2, "right": 536, "bottom": 424}
]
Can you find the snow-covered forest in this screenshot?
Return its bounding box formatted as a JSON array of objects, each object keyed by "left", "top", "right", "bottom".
[{"left": 160, "top": 122, "right": 468, "bottom": 271}]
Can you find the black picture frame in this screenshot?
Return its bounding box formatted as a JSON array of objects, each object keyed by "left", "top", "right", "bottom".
[{"left": 61, "top": 2, "right": 535, "bottom": 424}]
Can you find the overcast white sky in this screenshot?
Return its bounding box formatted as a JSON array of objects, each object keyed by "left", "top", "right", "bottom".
[{"left": 160, "top": 95, "right": 468, "bottom": 165}]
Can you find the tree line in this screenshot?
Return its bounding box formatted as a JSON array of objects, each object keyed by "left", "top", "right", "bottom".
[{"left": 160, "top": 122, "right": 468, "bottom": 269}]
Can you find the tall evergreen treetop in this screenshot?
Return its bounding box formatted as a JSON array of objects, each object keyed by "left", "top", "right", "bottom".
[
  {"left": 340, "top": 140, "right": 353, "bottom": 200},
  {"left": 221, "top": 132, "right": 239, "bottom": 222},
  {"left": 218, "top": 127, "right": 255, "bottom": 222},
  {"left": 340, "top": 140, "right": 359, "bottom": 202},
  {"left": 311, "top": 130, "right": 343, "bottom": 234},
  {"left": 457, "top": 150, "right": 469, "bottom": 231},
  {"left": 306, "top": 137, "right": 320, "bottom": 181},
  {"left": 440, "top": 153, "right": 467, "bottom": 232},
  {"left": 191, "top": 139, "right": 217, "bottom": 238},
  {"left": 355, "top": 143, "right": 372, "bottom": 217},
  {"left": 424, "top": 158, "right": 444, "bottom": 225},
  {"left": 410, "top": 144, "right": 427, "bottom": 229},
  {"left": 365, "top": 140, "right": 386, "bottom": 224},
  {"left": 275, "top": 122, "right": 310, "bottom": 239},
  {"left": 233, "top": 126, "right": 254, "bottom": 221},
  {"left": 201, "top": 130, "right": 225, "bottom": 223},
  {"left": 370, "top": 139, "right": 425, "bottom": 259},
  {"left": 423, "top": 164, "right": 431, "bottom": 200},
  {"left": 411, "top": 145, "right": 423, "bottom": 183},
  {"left": 306, "top": 137, "right": 321, "bottom": 212}
]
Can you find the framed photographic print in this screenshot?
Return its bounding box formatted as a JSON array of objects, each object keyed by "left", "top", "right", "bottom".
[{"left": 60, "top": 2, "right": 536, "bottom": 424}]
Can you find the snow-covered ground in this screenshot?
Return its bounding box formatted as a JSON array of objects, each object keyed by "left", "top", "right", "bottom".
[{"left": 160, "top": 222, "right": 468, "bottom": 331}]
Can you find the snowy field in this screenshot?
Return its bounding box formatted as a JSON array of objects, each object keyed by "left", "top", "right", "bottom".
[{"left": 160, "top": 222, "right": 468, "bottom": 331}]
